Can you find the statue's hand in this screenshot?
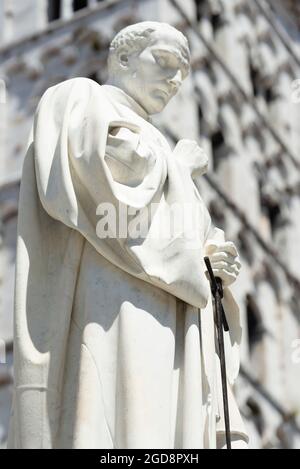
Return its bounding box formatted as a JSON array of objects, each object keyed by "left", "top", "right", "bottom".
[
  {"left": 173, "top": 139, "right": 209, "bottom": 176},
  {"left": 205, "top": 241, "right": 241, "bottom": 287}
]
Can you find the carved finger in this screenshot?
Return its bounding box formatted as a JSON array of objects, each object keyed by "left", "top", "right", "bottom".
[
  {"left": 210, "top": 252, "right": 241, "bottom": 269},
  {"left": 221, "top": 242, "right": 239, "bottom": 257},
  {"left": 211, "top": 261, "right": 240, "bottom": 276},
  {"left": 212, "top": 268, "right": 237, "bottom": 286}
]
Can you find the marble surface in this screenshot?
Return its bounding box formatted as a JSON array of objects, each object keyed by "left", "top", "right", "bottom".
[{"left": 8, "top": 22, "right": 246, "bottom": 449}]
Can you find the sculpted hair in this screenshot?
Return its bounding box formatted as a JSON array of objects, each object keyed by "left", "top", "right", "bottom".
[{"left": 107, "top": 21, "right": 191, "bottom": 76}]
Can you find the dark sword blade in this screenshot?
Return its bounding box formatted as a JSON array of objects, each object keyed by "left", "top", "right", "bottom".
[
  {"left": 215, "top": 288, "right": 232, "bottom": 450},
  {"left": 204, "top": 256, "right": 231, "bottom": 450}
]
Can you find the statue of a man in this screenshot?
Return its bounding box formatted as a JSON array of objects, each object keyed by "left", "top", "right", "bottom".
[{"left": 8, "top": 22, "right": 248, "bottom": 449}]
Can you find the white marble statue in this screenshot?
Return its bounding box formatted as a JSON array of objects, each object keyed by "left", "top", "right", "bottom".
[{"left": 8, "top": 22, "right": 248, "bottom": 449}]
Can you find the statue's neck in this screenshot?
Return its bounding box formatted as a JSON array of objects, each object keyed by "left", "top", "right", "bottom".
[
  {"left": 105, "top": 76, "right": 149, "bottom": 116},
  {"left": 103, "top": 81, "right": 150, "bottom": 122},
  {"left": 105, "top": 77, "right": 129, "bottom": 95}
]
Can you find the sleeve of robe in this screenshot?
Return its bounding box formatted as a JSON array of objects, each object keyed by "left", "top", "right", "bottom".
[{"left": 8, "top": 77, "right": 211, "bottom": 448}]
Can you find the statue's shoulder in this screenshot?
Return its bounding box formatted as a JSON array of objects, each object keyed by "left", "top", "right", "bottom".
[
  {"left": 38, "top": 78, "right": 110, "bottom": 115},
  {"left": 47, "top": 77, "right": 103, "bottom": 93},
  {"left": 42, "top": 77, "right": 106, "bottom": 101}
]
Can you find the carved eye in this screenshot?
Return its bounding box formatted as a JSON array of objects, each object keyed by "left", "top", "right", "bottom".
[
  {"left": 120, "top": 54, "right": 128, "bottom": 64},
  {"left": 154, "top": 54, "right": 168, "bottom": 68},
  {"left": 158, "top": 57, "right": 167, "bottom": 67}
]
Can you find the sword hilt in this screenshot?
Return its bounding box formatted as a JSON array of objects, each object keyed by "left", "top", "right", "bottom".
[{"left": 204, "top": 257, "right": 229, "bottom": 332}]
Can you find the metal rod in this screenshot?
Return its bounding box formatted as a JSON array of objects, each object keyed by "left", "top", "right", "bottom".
[{"left": 205, "top": 256, "right": 231, "bottom": 449}]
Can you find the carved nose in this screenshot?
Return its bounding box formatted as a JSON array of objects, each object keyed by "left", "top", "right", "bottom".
[{"left": 168, "top": 71, "right": 182, "bottom": 90}]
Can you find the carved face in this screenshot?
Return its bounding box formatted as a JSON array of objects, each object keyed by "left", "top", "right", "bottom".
[{"left": 117, "top": 30, "right": 190, "bottom": 115}]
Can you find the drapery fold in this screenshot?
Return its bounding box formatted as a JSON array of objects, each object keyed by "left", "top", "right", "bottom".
[{"left": 8, "top": 78, "right": 247, "bottom": 448}]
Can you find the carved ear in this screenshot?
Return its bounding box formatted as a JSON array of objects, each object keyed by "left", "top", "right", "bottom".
[{"left": 118, "top": 49, "right": 130, "bottom": 68}]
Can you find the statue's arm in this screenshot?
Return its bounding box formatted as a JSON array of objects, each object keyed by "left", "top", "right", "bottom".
[{"left": 105, "top": 122, "right": 156, "bottom": 186}]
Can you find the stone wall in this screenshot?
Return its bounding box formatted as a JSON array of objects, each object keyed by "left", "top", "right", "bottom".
[{"left": 1, "top": 0, "right": 300, "bottom": 448}]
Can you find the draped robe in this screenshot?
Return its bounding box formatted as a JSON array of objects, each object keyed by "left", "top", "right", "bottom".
[{"left": 8, "top": 78, "right": 247, "bottom": 449}]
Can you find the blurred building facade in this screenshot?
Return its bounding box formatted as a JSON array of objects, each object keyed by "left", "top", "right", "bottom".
[{"left": 1, "top": 0, "right": 300, "bottom": 449}]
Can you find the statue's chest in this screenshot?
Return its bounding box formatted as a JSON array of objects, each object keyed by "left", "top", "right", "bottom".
[{"left": 134, "top": 115, "right": 171, "bottom": 154}]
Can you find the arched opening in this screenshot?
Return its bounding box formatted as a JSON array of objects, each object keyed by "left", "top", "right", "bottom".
[
  {"left": 246, "top": 293, "right": 265, "bottom": 352},
  {"left": 73, "top": 0, "right": 88, "bottom": 11},
  {"left": 194, "top": 0, "right": 206, "bottom": 22},
  {"left": 48, "top": 0, "right": 61, "bottom": 22}
]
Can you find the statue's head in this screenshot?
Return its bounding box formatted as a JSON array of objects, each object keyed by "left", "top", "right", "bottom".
[{"left": 107, "top": 21, "right": 191, "bottom": 115}]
